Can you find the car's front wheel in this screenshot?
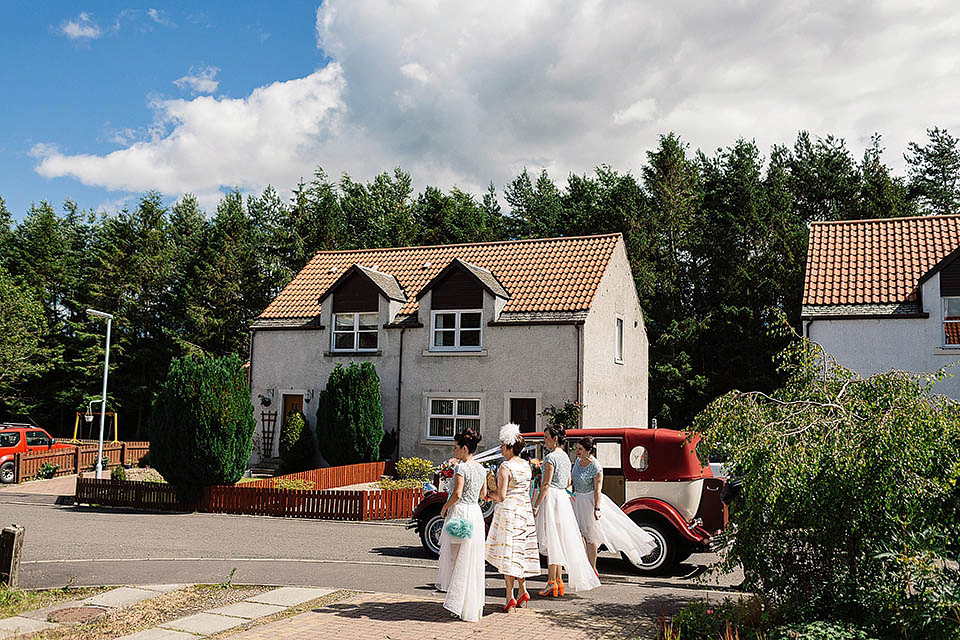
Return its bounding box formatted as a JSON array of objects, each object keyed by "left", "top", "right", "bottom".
[
  {"left": 419, "top": 508, "right": 444, "bottom": 558},
  {"left": 622, "top": 518, "right": 677, "bottom": 575},
  {"left": 0, "top": 461, "right": 14, "bottom": 484}
]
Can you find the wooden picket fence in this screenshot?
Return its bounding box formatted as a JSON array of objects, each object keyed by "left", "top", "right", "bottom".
[
  {"left": 75, "top": 475, "right": 423, "bottom": 521},
  {"left": 14, "top": 441, "right": 150, "bottom": 483},
  {"left": 243, "top": 460, "right": 395, "bottom": 491}
]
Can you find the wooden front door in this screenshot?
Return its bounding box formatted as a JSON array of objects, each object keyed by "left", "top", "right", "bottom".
[
  {"left": 510, "top": 398, "right": 538, "bottom": 433},
  {"left": 283, "top": 394, "right": 303, "bottom": 420}
]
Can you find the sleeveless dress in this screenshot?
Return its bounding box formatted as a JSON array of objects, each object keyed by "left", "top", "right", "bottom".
[
  {"left": 485, "top": 457, "right": 540, "bottom": 578},
  {"left": 436, "top": 460, "right": 487, "bottom": 621},
  {"left": 571, "top": 456, "right": 657, "bottom": 566},
  {"left": 534, "top": 449, "right": 601, "bottom": 592}
]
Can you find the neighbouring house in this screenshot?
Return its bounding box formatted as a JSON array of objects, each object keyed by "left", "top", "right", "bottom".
[
  {"left": 248, "top": 233, "right": 649, "bottom": 463},
  {"left": 802, "top": 214, "right": 960, "bottom": 398}
]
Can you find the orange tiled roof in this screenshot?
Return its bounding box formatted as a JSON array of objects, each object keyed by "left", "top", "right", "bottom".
[
  {"left": 259, "top": 234, "right": 622, "bottom": 320},
  {"left": 803, "top": 215, "right": 960, "bottom": 306}
]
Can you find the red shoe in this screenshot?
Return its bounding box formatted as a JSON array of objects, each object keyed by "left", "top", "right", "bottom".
[
  {"left": 516, "top": 591, "right": 531, "bottom": 608},
  {"left": 502, "top": 597, "right": 517, "bottom": 612}
]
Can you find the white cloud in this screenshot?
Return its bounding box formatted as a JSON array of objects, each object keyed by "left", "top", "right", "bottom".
[
  {"left": 33, "top": 66, "right": 348, "bottom": 211},
  {"left": 35, "top": 1, "right": 960, "bottom": 210},
  {"left": 147, "top": 8, "right": 175, "bottom": 28},
  {"left": 173, "top": 65, "right": 221, "bottom": 95},
  {"left": 61, "top": 13, "right": 102, "bottom": 40}
]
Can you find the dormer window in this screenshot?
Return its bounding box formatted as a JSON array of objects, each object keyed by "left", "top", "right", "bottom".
[
  {"left": 944, "top": 298, "right": 960, "bottom": 346},
  {"left": 432, "top": 310, "right": 482, "bottom": 350},
  {"left": 333, "top": 312, "right": 379, "bottom": 351}
]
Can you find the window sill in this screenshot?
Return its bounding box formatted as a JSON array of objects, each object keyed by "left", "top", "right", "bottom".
[
  {"left": 325, "top": 350, "right": 383, "bottom": 357},
  {"left": 421, "top": 438, "right": 455, "bottom": 445},
  {"left": 933, "top": 347, "right": 960, "bottom": 355},
  {"left": 422, "top": 349, "right": 487, "bottom": 357}
]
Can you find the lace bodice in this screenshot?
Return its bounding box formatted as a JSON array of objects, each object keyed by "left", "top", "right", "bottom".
[
  {"left": 546, "top": 449, "right": 571, "bottom": 489},
  {"left": 571, "top": 457, "right": 601, "bottom": 493},
  {"left": 454, "top": 461, "right": 486, "bottom": 503}
]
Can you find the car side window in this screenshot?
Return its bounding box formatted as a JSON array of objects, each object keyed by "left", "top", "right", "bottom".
[
  {"left": 26, "top": 431, "right": 50, "bottom": 446},
  {"left": 0, "top": 432, "right": 20, "bottom": 447}
]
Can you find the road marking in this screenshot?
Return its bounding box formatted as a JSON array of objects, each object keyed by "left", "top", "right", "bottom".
[{"left": 23, "top": 557, "right": 439, "bottom": 569}]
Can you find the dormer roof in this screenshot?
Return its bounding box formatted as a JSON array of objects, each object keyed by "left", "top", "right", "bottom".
[
  {"left": 416, "top": 257, "right": 509, "bottom": 301},
  {"left": 318, "top": 264, "right": 407, "bottom": 304}
]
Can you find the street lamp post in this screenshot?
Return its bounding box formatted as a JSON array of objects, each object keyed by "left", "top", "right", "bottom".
[{"left": 86, "top": 309, "right": 113, "bottom": 479}]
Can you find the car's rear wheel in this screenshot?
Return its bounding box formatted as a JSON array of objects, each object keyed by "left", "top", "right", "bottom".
[
  {"left": 0, "top": 461, "right": 14, "bottom": 484},
  {"left": 419, "top": 508, "right": 444, "bottom": 558},
  {"left": 622, "top": 518, "right": 677, "bottom": 575}
]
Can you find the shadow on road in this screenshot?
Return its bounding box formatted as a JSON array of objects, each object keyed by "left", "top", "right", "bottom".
[{"left": 370, "top": 545, "right": 434, "bottom": 560}]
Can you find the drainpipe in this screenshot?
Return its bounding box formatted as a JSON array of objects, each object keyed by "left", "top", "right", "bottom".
[
  {"left": 395, "top": 327, "right": 405, "bottom": 460},
  {"left": 576, "top": 322, "right": 584, "bottom": 427}
]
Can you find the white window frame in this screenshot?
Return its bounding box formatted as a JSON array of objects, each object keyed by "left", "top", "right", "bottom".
[
  {"left": 615, "top": 316, "right": 624, "bottom": 363},
  {"left": 944, "top": 298, "right": 960, "bottom": 348},
  {"left": 426, "top": 396, "right": 482, "bottom": 441},
  {"left": 331, "top": 311, "right": 379, "bottom": 352},
  {"left": 430, "top": 309, "right": 483, "bottom": 351}
]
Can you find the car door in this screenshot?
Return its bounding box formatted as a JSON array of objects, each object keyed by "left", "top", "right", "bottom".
[{"left": 26, "top": 430, "right": 52, "bottom": 452}]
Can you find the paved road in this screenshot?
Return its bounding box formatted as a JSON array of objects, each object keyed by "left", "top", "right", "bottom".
[{"left": 1, "top": 494, "right": 743, "bottom": 615}]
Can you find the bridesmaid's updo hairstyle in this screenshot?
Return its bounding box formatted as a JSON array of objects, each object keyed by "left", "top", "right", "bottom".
[
  {"left": 579, "top": 436, "right": 596, "bottom": 454},
  {"left": 545, "top": 424, "right": 566, "bottom": 446},
  {"left": 455, "top": 426, "right": 482, "bottom": 453}
]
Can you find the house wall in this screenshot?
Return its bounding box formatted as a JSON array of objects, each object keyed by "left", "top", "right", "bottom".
[
  {"left": 400, "top": 289, "right": 579, "bottom": 462},
  {"left": 806, "top": 277, "right": 960, "bottom": 399},
  {"left": 581, "top": 239, "right": 649, "bottom": 428}
]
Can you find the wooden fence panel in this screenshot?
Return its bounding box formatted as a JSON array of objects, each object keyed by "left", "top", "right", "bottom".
[{"left": 14, "top": 442, "right": 152, "bottom": 483}]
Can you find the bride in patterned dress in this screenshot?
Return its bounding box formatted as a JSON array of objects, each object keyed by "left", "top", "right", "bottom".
[
  {"left": 436, "top": 427, "right": 487, "bottom": 621},
  {"left": 485, "top": 423, "right": 540, "bottom": 611}
]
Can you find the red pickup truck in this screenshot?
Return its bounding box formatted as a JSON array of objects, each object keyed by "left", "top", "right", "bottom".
[{"left": 0, "top": 423, "right": 76, "bottom": 483}]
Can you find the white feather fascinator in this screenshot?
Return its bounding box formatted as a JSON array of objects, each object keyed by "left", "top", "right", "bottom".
[{"left": 499, "top": 422, "right": 521, "bottom": 446}]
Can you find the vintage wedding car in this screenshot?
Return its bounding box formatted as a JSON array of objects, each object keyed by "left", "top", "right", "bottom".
[{"left": 407, "top": 427, "right": 728, "bottom": 574}]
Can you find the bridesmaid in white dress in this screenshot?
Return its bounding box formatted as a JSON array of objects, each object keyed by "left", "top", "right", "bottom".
[
  {"left": 485, "top": 423, "right": 540, "bottom": 611},
  {"left": 571, "top": 436, "right": 656, "bottom": 573},
  {"left": 532, "top": 424, "right": 601, "bottom": 596},
  {"left": 436, "top": 427, "right": 488, "bottom": 621}
]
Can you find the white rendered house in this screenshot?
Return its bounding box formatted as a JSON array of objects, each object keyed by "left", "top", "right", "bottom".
[
  {"left": 802, "top": 214, "right": 960, "bottom": 398},
  {"left": 248, "top": 234, "right": 649, "bottom": 463}
]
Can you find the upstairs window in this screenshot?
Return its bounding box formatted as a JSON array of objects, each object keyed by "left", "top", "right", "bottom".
[
  {"left": 615, "top": 317, "right": 624, "bottom": 363},
  {"left": 333, "top": 312, "right": 378, "bottom": 351},
  {"left": 431, "top": 310, "right": 482, "bottom": 350},
  {"left": 944, "top": 298, "right": 960, "bottom": 346}
]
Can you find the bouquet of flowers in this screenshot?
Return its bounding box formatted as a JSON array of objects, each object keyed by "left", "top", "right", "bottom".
[
  {"left": 482, "top": 460, "right": 499, "bottom": 494},
  {"left": 527, "top": 457, "right": 543, "bottom": 500},
  {"left": 436, "top": 457, "right": 457, "bottom": 493}
]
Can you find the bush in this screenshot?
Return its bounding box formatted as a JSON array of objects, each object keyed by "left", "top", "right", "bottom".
[
  {"left": 768, "top": 621, "right": 880, "bottom": 640},
  {"left": 395, "top": 457, "right": 433, "bottom": 480},
  {"left": 149, "top": 354, "right": 255, "bottom": 500},
  {"left": 316, "top": 362, "right": 383, "bottom": 466},
  {"left": 272, "top": 477, "right": 314, "bottom": 490},
  {"left": 278, "top": 410, "right": 314, "bottom": 473},
  {"left": 695, "top": 327, "right": 960, "bottom": 639},
  {"left": 540, "top": 399, "right": 584, "bottom": 429},
  {"left": 111, "top": 464, "right": 126, "bottom": 481},
  {"left": 35, "top": 462, "right": 59, "bottom": 479}
]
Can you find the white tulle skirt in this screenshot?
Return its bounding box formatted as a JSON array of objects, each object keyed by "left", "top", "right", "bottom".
[
  {"left": 436, "top": 501, "right": 486, "bottom": 621},
  {"left": 572, "top": 491, "right": 657, "bottom": 565},
  {"left": 534, "top": 488, "right": 601, "bottom": 592}
]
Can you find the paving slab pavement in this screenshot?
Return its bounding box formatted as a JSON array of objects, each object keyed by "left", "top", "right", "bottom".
[
  {"left": 246, "top": 586, "right": 337, "bottom": 606},
  {"left": 159, "top": 612, "right": 247, "bottom": 634},
  {"left": 207, "top": 601, "right": 288, "bottom": 618},
  {"left": 221, "top": 591, "right": 657, "bottom": 640},
  {"left": 0, "top": 615, "right": 59, "bottom": 638}
]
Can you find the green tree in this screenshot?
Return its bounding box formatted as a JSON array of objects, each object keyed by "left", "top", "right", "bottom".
[
  {"left": 860, "top": 134, "right": 914, "bottom": 219},
  {"left": 787, "top": 131, "right": 861, "bottom": 222},
  {"left": 150, "top": 354, "right": 255, "bottom": 497},
  {"left": 316, "top": 362, "right": 383, "bottom": 465},
  {"left": 0, "top": 267, "right": 54, "bottom": 413},
  {"left": 906, "top": 127, "right": 960, "bottom": 216},
  {"left": 696, "top": 331, "right": 960, "bottom": 639}
]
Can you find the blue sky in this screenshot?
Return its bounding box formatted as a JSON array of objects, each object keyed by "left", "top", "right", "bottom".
[{"left": 3, "top": 1, "right": 960, "bottom": 219}]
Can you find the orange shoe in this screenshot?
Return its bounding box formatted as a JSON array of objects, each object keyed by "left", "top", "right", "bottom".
[
  {"left": 557, "top": 578, "right": 565, "bottom": 597},
  {"left": 538, "top": 581, "right": 558, "bottom": 597}
]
